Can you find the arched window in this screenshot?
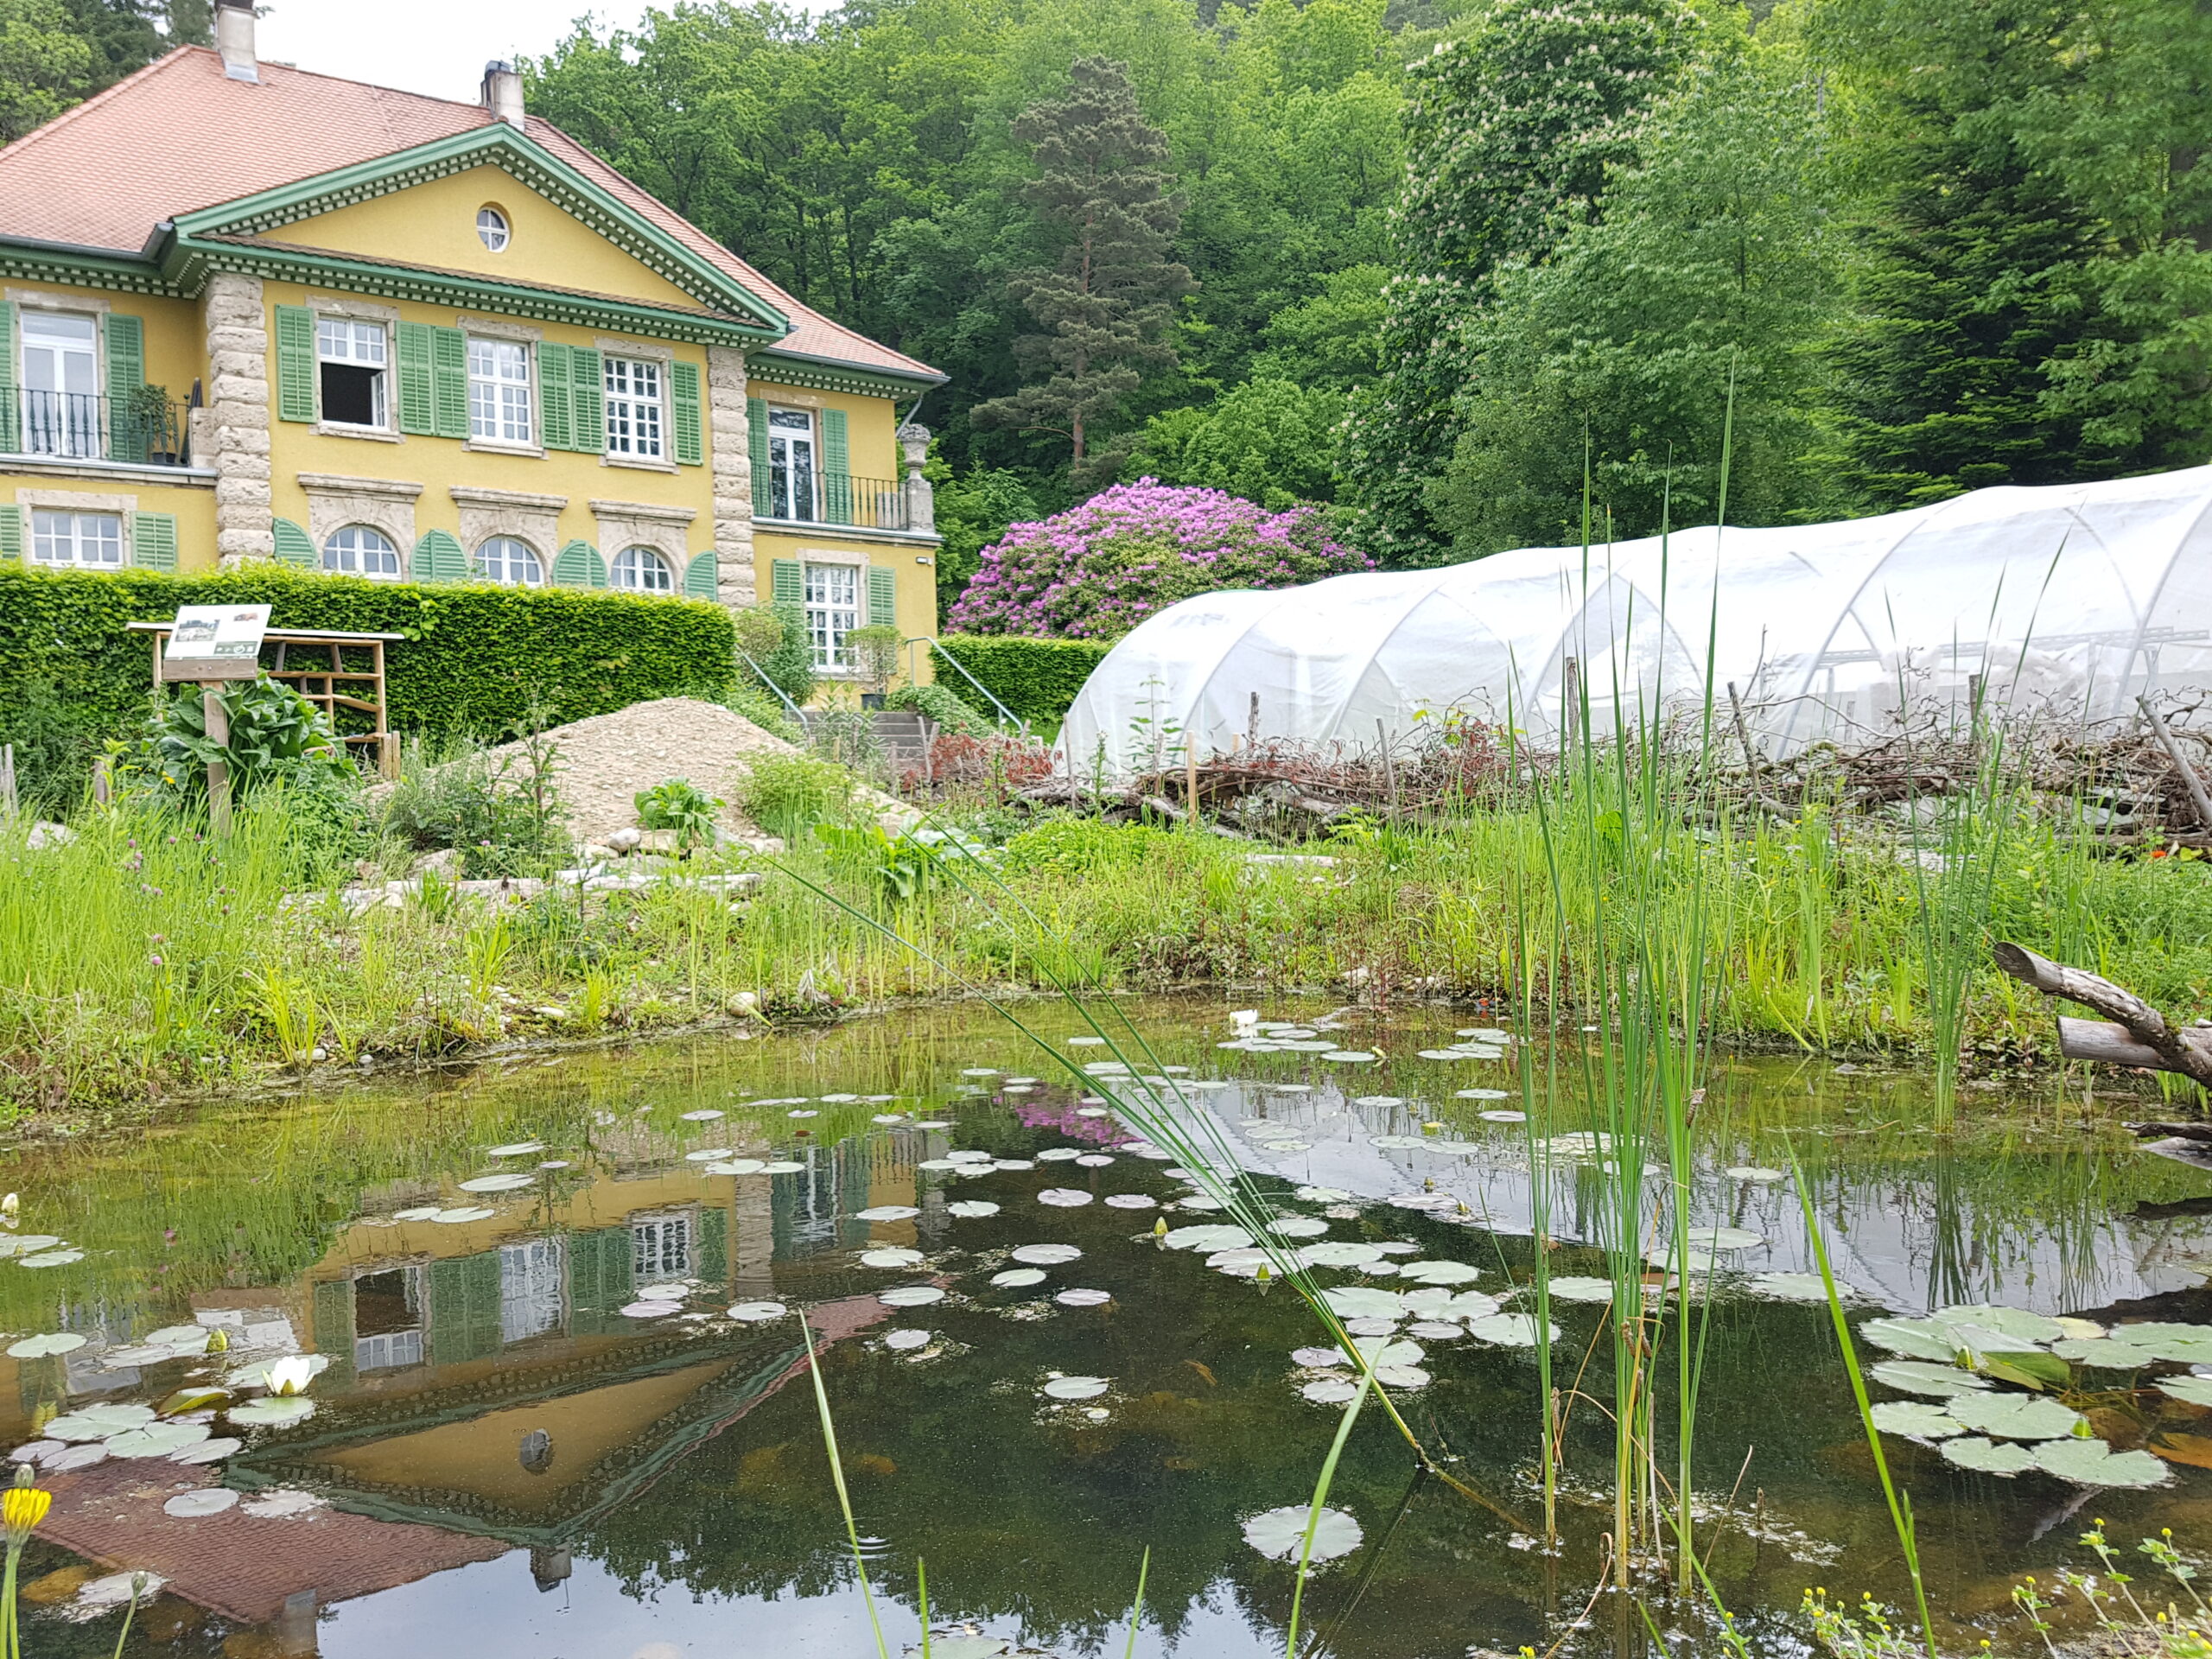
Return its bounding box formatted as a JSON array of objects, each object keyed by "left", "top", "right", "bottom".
[
  {"left": 322, "top": 524, "right": 399, "bottom": 578},
  {"left": 476, "top": 536, "right": 543, "bottom": 587},
  {"left": 612, "top": 546, "right": 673, "bottom": 594}
]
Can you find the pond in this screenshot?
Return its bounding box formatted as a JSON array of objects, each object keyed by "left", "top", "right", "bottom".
[{"left": 1, "top": 998, "right": 2208, "bottom": 1659}]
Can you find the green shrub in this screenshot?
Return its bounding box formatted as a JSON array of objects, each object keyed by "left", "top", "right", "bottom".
[
  {"left": 733, "top": 601, "right": 816, "bottom": 708},
  {"left": 886, "top": 682, "right": 991, "bottom": 736},
  {"left": 1001, "top": 815, "right": 1165, "bottom": 878},
  {"left": 131, "top": 675, "right": 348, "bottom": 802},
  {"left": 739, "top": 752, "right": 855, "bottom": 838},
  {"left": 635, "top": 777, "right": 723, "bottom": 849},
  {"left": 382, "top": 736, "right": 571, "bottom": 877},
  {"left": 724, "top": 681, "right": 803, "bottom": 742},
  {"left": 0, "top": 565, "right": 736, "bottom": 770},
  {"left": 932, "top": 635, "right": 1110, "bottom": 725}
]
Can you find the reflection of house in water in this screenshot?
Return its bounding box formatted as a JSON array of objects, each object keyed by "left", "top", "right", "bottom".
[{"left": 18, "top": 1128, "right": 934, "bottom": 1651}]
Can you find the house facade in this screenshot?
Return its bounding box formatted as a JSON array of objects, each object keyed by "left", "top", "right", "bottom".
[{"left": 0, "top": 3, "right": 946, "bottom": 685}]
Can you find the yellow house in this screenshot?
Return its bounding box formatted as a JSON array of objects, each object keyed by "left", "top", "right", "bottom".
[{"left": 0, "top": 3, "right": 948, "bottom": 689}]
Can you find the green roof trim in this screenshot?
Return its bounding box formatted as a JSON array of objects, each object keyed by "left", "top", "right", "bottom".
[
  {"left": 168, "top": 123, "right": 789, "bottom": 334},
  {"left": 751, "top": 348, "right": 947, "bottom": 397},
  {"left": 0, "top": 240, "right": 181, "bottom": 298}
]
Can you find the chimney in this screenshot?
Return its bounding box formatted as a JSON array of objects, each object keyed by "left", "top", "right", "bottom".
[
  {"left": 482, "top": 60, "right": 524, "bottom": 127},
  {"left": 214, "top": 0, "right": 257, "bottom": 82}
]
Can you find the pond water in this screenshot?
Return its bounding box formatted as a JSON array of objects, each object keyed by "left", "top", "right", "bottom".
[{"left": 3, "top": 999, "right": 2210, "bottom": 1659}]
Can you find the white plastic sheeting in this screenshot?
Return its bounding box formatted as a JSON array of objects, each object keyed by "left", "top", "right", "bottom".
[{"left": 1060, "top": 466, "right": 2212, "bottom": 774}]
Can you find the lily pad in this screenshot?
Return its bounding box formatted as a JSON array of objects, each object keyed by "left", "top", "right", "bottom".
[
  {"left": 884, "top": 1330, "right": 932, "bottom": 1352},
  {"left": 1038, "top": 1189, "right": 1094, "bottom": 1207},
  {"left": 1322, "top": 1051, "right": 1377, "bottom": 1063},
  {"left": 1870, "top": 1361, "right": 1989, "bottom": 1398},
  {"left": 1408, "top": 1320, "right": 1464, "bottom": 1340},
  {"left": 1375, "top": 1363, "right": 1430, "bottom": 1389},
  {"left": 1295, "top": 1186, "right": 1352, "bottom": 1202},
  {"left": 169, "top": 1437, "right": 241, "bottom": 1465},
  {"left": 2162, "top": 1375, "right": 2212, "bottom": 1408},
  {"left": 703, "top": 1160, "right": 768, "bottom": 1176},
  {"left": 1946, "top": 1393, "right": 2085, "bottom": 1441},
  {"left": 855, "top": 1205, "right": 921, "bottom": 1223},
  {"left": 1683, "top": 1226, "right": 1765, "bottom": 1251},
  {"left": 5, "top": 1333, "right": 85, "bottom": 1358},
  {"left": 1301, "top": 1377, "right": 1360, "bottom": 1404},
  {"left": 1036, "top": 1148, "right": 1084, "bottom": 1162},
  {"left": 1104, "top": 1194, "right": 1158, "bottom": 1210},
  {"left": 1011, "top": 1243, "right": 1083, "bottom": 1266},
  {"left": 861, "top": 1249, "right": 925, "bottom": 1268},
  {"left": 1292, "top": 1346, "right": 1347, "bottom": 1368},
  {"left": 1747, "top": 1273, "right": 1837, "bottom": 1303},
  {"left": 1543, "top": 1277, "right": 1618, "bottom": 1304},
  {"left": 1935, "top": 1304, "right": 2065, "bottom": 1346},
  {"left": 2054, "top": 1338, "right": 2161, "bottom": 1370},
  {"left": 1242, "top": 1504, "right": 1363, "bottom": 1562},
  {"left": 1941, "top": 1435, "right": 2036, "bottom": 1476},
  {"left": 1300, "top": 1242, "right": 1386, "bottom": 1268},
  {"left": 43, "top": 1445, "right": 105, "bottom": 1471},
  {"left": 1320, "top": 1287, "right": 1406, "bottom": 1319},
  {"left": 1041, "top": 1375, "right": 1109, "bottom": 1400},
  {"left": 228, "top": 1397, "right": 315, "bottom": 1427},
  {"left": 1860, "top": 1318, "right": 1965, "bottom": 1363},
  {"left": 19, "top": 1250, "right": 82, "bottom": 1268},
  {"left": 947, "top": 1202, "right": 1001, "bottom": 1219},
  {"left": 683, "top": 1148, "right": 737, "bottom": 1162},
  {"left": 457, "top": 1173, "right": 534, "bottom": 1192},
  {"left": 486, "top": 1141, "right": 546, "bottom": 1157},
  {"left": 1479, "top": 1109, "right": 1528, "bottom": 1122},
  {"left": 991, "top": 1269, "right": 1047, "bottom": 1288},
  {"left": 880, "top": 1286, "right": 946, "bottom": 1308},
  {"left": 1267, "top": 1217, "right": 1330, "bottom": 1239},
  {"left": 679, "top": 1110, "right": 725, "bottom": 1122},
  {"left": 1056, "top": 1288, "right": 1112, "bottom": 1306},
  {"left": 759, "top": 1161, "right": 807, "bottom": 1175},
  {"left": 163, "top": 1489, "right": 238, "bottom": 1517},
  {"left": 727, "top": 1301, "right": 789, "bottom": 1322},
  {"left": 620, "top": 1300, "right": 677, "bottom": 1319},
  {"left": 105, "top": 1422, "right": 211, "bottom": 1458},
  {"left": 1398, "top": 1261, "right": 1481, "bottom": 1286},
  {"left": 1465, "top": 1313, "right": 1554, "bottom": 1348},
  {"left": 1869, "top": 1401, "right": 1963, "bottom": 1440},
  {"left": 429, "top": 1209, "right": 494, "bottom": 1225},
  {"left": 1163, "top": 1225, "right": 1254, "bottom": 1252},
  {"left": 1725, "top": 1166, "right": 1785, "bottom": 1182},
  {"left": 2034, "top": 1438, "right": 2171, "bottom": 1488}
]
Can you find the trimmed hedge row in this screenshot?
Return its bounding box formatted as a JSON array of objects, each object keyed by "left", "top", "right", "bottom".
[
  {"left": 933, "top": 634, "right": 1111, "bottom": 725},
  {"left": 0, "top": 564, "right": 736, "bottom": 747}
]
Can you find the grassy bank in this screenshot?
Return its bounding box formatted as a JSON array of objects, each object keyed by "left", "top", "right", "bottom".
[{"left": 4, "top": 773, "right": 2211, "bottom": 1115}]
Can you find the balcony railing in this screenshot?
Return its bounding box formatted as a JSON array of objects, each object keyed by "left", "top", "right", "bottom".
[
  {"left": 2, "top": 390, "right": 192, "bottom": 467},
  {"left": 765, "top": 472, "right": 925, "bottom": 532}
]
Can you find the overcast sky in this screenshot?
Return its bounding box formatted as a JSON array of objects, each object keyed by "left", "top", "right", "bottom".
[{"left": 254, "top": 2, "right": 655, "bottom": 103}]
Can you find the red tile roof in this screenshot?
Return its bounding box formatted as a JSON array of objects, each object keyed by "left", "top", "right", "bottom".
[{"left": 0, "top": 47, "right": 938, "bottom": 382}]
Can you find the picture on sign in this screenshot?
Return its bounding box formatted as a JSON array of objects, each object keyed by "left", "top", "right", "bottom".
[{"left": 163, "top": 605, "right": 270, "bottom": 663}]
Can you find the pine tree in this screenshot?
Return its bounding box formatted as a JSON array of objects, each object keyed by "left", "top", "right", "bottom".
[
  {"left": 1340, "top": 0, "right": 1695, "bottom": 567},
  {"left": 970, "top": 57, "right": 1193, "bottom": 485}
]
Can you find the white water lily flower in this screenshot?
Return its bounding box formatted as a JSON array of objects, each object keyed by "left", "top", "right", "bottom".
[{"left": 264, "top": 1356, "right": 315, "bottom": 1397}]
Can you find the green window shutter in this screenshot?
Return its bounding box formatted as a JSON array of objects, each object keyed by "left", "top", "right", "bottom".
[
  {"left": 130, "top": 512, "right": 176, "bottom": 571},
  {"left": 0, "top": 301, "right": 15, "bottom": 452},
  {"left": 821, "top": 408, "right": 851, "bottom": 524},
  {"left": 312, "top": 1278, "right": 357, "bottom": 1391},
  {"left": 429, "top": 1253, "right": 500, "bottom": 1364},
  {"left": 747, "top": 396, "right": 770, "bottom": 516},
  {"left": 551, "top": 539, "right": 605, "bottom": 588},
  {"left": 868, "top": 564, "right": 897, "bottom": 629},
  {"left": 0, "top": 506, "right": 21, "bottom": 560},
  {"left": 569, "top": 347, "right": 602, "bottom": 454},
  {"left": 396, "top": 321, "right": 435, "bottom": 435},
  {"left": 670, "top": 359, "right": 702, "bottom": 465},
  {"left": 410, "top": 529, "right": 467, "bottom": 583},
  {"left": 275, "top": 304, "right": 316, "bottom": 423},
  {"left": 537, "top": 341, "right": 572, "bottom": 450},
  {"left": 771, "top": 556, "right": 803, "bottom": 606},
  {"left": 104, "top": 313, "right": 145, "bottom": 462},
  {"left": 695, "top": 1204, "right": 728, "bottom": 1290},
  {"left": 432, "top": 326, "right": 468, "bottom": 439},
  {"left": 683, "top": 550, "right": 718, "bottom": 600},
  {"left": 566, "top": 1226, "right": 635, "bottom": 1337},
  {"left": 272, "top": 517, "right": 316, "bottom": 568}
]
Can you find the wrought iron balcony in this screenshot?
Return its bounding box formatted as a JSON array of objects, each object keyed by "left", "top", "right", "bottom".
[
  {"left": 762, "top": 471, "right": 929, "bottom": 532},
  {"left": 2, "top": 390, "right": 193, "bottom": 467}
]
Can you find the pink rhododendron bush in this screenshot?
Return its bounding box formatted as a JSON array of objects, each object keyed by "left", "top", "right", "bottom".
[{"left": 946, "top": 480, "right": 1370, "bottom": 639}]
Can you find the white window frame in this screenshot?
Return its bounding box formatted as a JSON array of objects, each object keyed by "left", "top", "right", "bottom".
[
  {"left": 766, "top": 406, "right": 818, "bottom": 521},
  {"left": 467, "top": 335, "right": 534, "bottom": 446},
  {"left": 602, "top": 356, "right": 664, "bottom": 460},
  {"left": 499, "top": 1238, "right": 567, "bottom": 1345},
  {"left": 315, "top": 316, "right": 390, "bottom": 430},
  {"left": 476, "top": 535, "right": 543, "bottom": 587},
  {"left": 804, "top": 560, "right": 861, "bottom": 671},
  {"left": 322, "top": 523, "right": 402, "bottom": 579},
  {"left": 631, "top": 1211, "right": 692, "bottom": 1283},
  {"left": 29, "top": 509, "right": 123, "bottom": 569},
  {"left": 18, "top": 312, "right": 101, "bottom": 459},
  {"left": 476, "top": 206, "right": 511, "bottom": 252},
  {"left": 611, "top": 545, "right": 674, "bottom": 593}
]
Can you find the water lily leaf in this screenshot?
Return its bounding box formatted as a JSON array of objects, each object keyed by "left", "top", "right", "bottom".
[
  {"left": 1267, "top": 1217, "right": 1330, "bottom": 1239},
  {"left": 880, "top": 1286, "right": 946, "bottom": 1308},
  {"left": 105, "top": 1422, "right": 210, "bottom": 1459},
  {"left": 1300, "top": 1243, "right": 1385, "bottom": 1268},
  {"left": 168, "top": 1438, "right": 240, "bottom": 1465},
  {"left": 683, "top": 1148, "right": 736, "bottom": 1162},
  {"left": 1941, "top": 1436, "right": 2036, "bottom": 1477},
  {"left": 1946, "top": 1393, "right": 2085, "bottom": 1440},
  {"left": 620, "top": 1300, "right": 677, "bottom": 1319},
  {"left": 1860, "top": 1319, "right": 1964, "bottom": 1363},
  {"left": 1074, "top": 1154, "right": 1116, "bottom": 1167},
  {"left": 1375, "top": 1363, "right": 1431, "bottom": 1389},
  {"left": 1041, "top": 1375, "right": 1108, "bottom": 1400},
  {"left": 1321, "top": 1287, "right": 1406, "bottom": 1319},
  {"left": 2034, "top": 1439, "right": 2171, "bottom": 1488},
  {"left": 1322, "top": 1050, "right": 1377, "bottom": 1063},
  {"left": 1398, "top": 1261, "right": 1481, "bottom": 1287},
  {"left": 429, "top": 1209, "right": 494, "bottom": 1225},
  {"left": 1351, "top": 1337, "right": 1424, "bottom": 1367},
  {"left": 0, "top": 1236, "right": 60, "bottom": 1257},
  {"left": 1243, "top": 1504, "right": 1363, "bottom": 1562},
  {"left": 163, "top": 1489, "right": 238, "bottom": 1517},
  {"left": 1301, "top": 1377, "right": 1359, "bottom": 1405},
  {"left": 1725, "top": 1166, "right": 1785, "bottom": 1183},
  {"left": 991, "top": 1269, "right": 1047, "bottom": 1288},
  {"left": 19, "top": 1250, "right": 82, "bottom": 1268},
  {"left": 1056, "top": 1288, "right": 1112, "bottom": 1306},
  {"left": 679, "top": 1110, "right": 724, "bottom": 1122},
  {"left": 760, "top": 1161, "right": 807, "bottom": 1175},
  {"left": 1532, "top": 1276, "right": 1610, "bottom": 1305},
  {"left": 158, "top": 1389, "right": 231, "bottom": 1416},
  {"left": 1163, "top": 1225, "right": 1254, "bottom": 1252},
  {"left": 2118, "top": 1323, "right": 2212, "bottom": 1364},
  {"left": 1975, "top": 1351, "right": 2074, "bottom": 1392},
  {"left": 1038, "top": 1188, "right": 1093, "bottom": 1207},
  {"left": 920, "top": 1637, "right": 1009, "bottom": 1659},
  {"left": 1870, "top": 1361, "right": 1989, "bottom": 1398},
  {"left": 1684, "top": 1227, "right": 1765, "bottom": 1250},
  {"left": 228, "top": 1397, "right": 314, "bottom": 1427},
  {"left": 1935, "top": 1304, "right": 2064, "bottom": 1345},
  {"left": 1870, "top": 1401, "right": 1962, "bottom": 1440},
  {"left": 860, "top": 1249, "right": 924, "bottom": 1269},
  {"left": 1457, "top": 1090, "right": 1512, "bottom": 1101},
  {"left": 855, "top": 1206, "right": 920, "bottom": 1223},
  {"left": 392, "top": 1207, "right": 442, "bottom": 1223},
  {"left": 457, "top": 1173, "right": 534, "bottom": 1192},
  {"left": 5, "top": 1333, "right": 85, "bottom": 1358},
  {"left": 2162, "top": 1376, "right": 2212, "bottom": 1408},
  {"left": 1748, "top": 1273, "right": 1837, "bottom": 1303},
  {"left": 1010, "top": 1243, "right": 1082, "bottom": 1266},
  {"left": 727, "top": 1301, "right": 789, "bottom": 1322},
  {"left": 946, "top": 1202, "right": 1001, "bottom": 1219},
  {"left": 1104, "top": 1194, "right": 1157, "bottom": 1210},
  {"left": 1465, "top": 1313, "right": 1554, "bottom": 1348},
  {"left": 703, "top": 1160, "right": 768, "bottom": 1176},
  {"left": 1036, "top": 1148, "right": 1084, "bottom": 1162},
  {"left": 1208, "top": 1248, "right": 1273, "bottom": 1276},
  {"left": 43, "top": 1444, "right": 105, "bottom": 1471},
  {"left": 486, "top": 1141, "right": 545, "bottom": 1157},
  {"left": 1292, "top": 1346, "right": 1347, "bottom": 1368}
]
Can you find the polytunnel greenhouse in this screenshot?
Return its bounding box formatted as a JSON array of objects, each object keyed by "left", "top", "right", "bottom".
[{"left": 1059, "top": 465, "right": 2212, "bottom": 775}]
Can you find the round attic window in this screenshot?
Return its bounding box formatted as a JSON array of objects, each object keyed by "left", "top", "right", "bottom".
[{"left": 476, "top": 207, "right": 510, "bottom": 252}]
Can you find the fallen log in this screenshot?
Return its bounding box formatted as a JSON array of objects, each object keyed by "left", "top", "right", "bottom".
[{"left": 1993, "top": 940, "right": 2212, "bottom": 1084}]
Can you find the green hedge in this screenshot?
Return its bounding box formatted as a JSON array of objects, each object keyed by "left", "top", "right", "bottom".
[
  {"left": 0, "top": 565, "right": 735, "bottom": 771},
  {"left": 932, "top": 634, "right": 1110, "bottom": 725}
]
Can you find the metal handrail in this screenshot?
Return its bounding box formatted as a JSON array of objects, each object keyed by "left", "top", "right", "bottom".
[
  {"left": 921, "top": 637, "right": 1025, "bottom": 732},
  {"left": 3, "top": 389, "right": 190, "bottom": 465},
  {"left": 758, "top": 472, "right": 916, "bottom": 533},
  {"left": 736, "top": 649, "right": 808, "bottom": 725}
]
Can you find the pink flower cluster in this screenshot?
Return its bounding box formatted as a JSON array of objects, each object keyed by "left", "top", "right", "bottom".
[{"left": 947, "top": 480, "right": 1372, "bottom": 639}]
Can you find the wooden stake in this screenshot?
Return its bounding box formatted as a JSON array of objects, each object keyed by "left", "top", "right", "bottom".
[
  {"left": 0, "top": 745, "right": 16, "bottom": 817},
  {"left": 1726, "top": 681, "right": 1763, "bottom": 788},
  {"left": 201, "top": 681, "right": 232, "bottom": 838},
  {"left": 91, "top": 755, "right": 111, "bottom": 810},
  {"left": 2139, "top": 695, "right": 2212, "bottom": 830},
  {"left": 1376, "top": 718, "right": 1398, "bottom": 822},
  {"left": 1562, "top": 657, "right": 1581, "bottom": 754},
  {"left": 1185, "top": 738, "right": 1201, "bottom": 825},
  {"left": 1247, "top": 690, "right": 1260, "bottom": 751},
  {"left": 378, "top": 729, "right": 401, "bottom": 784}
]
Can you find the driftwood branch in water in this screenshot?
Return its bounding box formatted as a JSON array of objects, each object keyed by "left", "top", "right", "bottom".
[{"left": 1992, "top": 940, "right": 2212, "bottom": 1084}]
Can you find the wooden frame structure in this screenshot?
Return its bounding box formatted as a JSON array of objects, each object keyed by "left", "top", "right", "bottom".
[{"left": 130, "top": 621, "right": 405, "bottom": 778}]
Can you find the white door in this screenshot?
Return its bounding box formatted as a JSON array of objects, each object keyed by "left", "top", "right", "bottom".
[
  {"left": 768, "top": 408, "right": 817, "bottom": 520},
  {"left": 20, "top": 313, "right": 98, "bottom": 456}
]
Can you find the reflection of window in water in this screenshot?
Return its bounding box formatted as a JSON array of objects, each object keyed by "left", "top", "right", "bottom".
[
  {"left": 353, "top": 1266, "right": 425, "bottom": 1370},
  {"left": 500, "top": 1239, "right": 566, "bottom": 1344},
  {"left": 632, "top": 1212, "right": 690, "bottom": 1281}
]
